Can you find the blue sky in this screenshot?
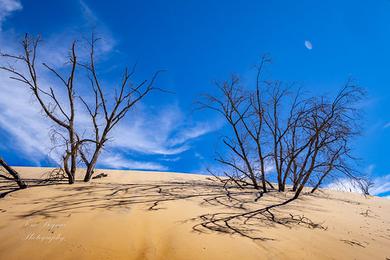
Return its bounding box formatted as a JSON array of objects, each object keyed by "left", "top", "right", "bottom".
[{"left": 0, "top": 0, "right": 389, "bottom": 195}]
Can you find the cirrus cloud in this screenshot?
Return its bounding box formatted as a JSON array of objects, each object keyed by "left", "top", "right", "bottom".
[{"left": 0, "top": 0, "right": 22, "bottom": 29}]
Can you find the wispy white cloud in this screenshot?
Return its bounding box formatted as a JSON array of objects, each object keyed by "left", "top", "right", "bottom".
[
  {"left": 77, "top": 0, "right": 115, "bottom": 54},
  {"left": 327, "top": 172, "right": 390, "bottom": 197},
  {"left": 194, "top": 152, "right": 204, "bottom": 160},
  {"left": 384, "top": 122, "right": 390, "bottom": 129},
  {"left": 99, "top": 154, "right": 167, "bottom": 171},
  {"left": 0, "top": 0, "right": 21, "bottom": 29},
  {"left": 0, "top": 56, "right": 53, "bottom": 163},
  {"left": 79, "top": 0, "right": 97, "bottom": 25},
  {"left": 110, "top": 104, "right": 222, "bottom": 155},
  {"left": 160, "top": 156, "right": 181, "bottom": 162},
  {"left": 365, "top": 164, "right": 375, "bottom": 175},
  {"left": 169, "top": 120, "right": 223, "bottom": 147},
  {"left": 369, "top": 174, "right": 390, "bottom": 196}
]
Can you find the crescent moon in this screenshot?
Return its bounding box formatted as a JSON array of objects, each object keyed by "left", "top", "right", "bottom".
[{"left": 304, "top": 40, "right": 313, "bottom": 50}]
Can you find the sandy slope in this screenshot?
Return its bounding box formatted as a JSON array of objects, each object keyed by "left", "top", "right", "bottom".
[{"left": 0, "top": 167, "right": 389, "bottom": 260}]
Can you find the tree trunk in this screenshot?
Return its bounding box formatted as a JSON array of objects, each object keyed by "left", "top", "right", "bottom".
[
  {"left": 63, "top": 153, "right": 75, "bottom": 184},
  {"left": 310, "top": 169, "right": 331, "bottom": 193},
  {"left": 68, "top": 174, "right": 75, "bottom": 184},
  {"left": 69, "top": 129, "right": 77, "bottom": 184},
  {"left": 275, "top": 153, "right": 283, "bottom": 191},
  {"left": 83, "top": 143, "right": 103, "bottom": 182},
  {"left": 259, "top": 159, "right": 267, "bottom": 193},
  {"left": 83, "top": 152, "right": 99, "bottom": 182},
  {"left": 293, "top": 178, "right": 307, "bottom": 199},
  {"left": 294, "top": 172, "right": 313, "bottom": 199},
  {"left": 310, "top": 183, "right": 320, "bottom": 194},
  {"left": 0, "top": 157, "right": 27, "bottom": 189},
  {"left": 294, "top": 142, "right": 320, "bottom": 199}
]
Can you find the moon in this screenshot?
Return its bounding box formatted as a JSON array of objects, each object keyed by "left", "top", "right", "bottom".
[{"left": 304, "top": 40, "right": 313, "bottom": 50}]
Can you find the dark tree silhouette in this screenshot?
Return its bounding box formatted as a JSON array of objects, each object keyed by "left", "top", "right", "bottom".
[{"left": 202, "top": 56, "right": 364, "bottom": 199}]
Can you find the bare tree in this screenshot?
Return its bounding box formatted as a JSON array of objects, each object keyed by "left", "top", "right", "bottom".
[
  {"left": 200, "top": 76, "right": 261, "bottom": 190},
  {"left": 0, "top": 157, "right": 27, "bottom": 189},
  {"left": 78, "top": 36, "right": 163, "bottom": 182},
  {"left": 1, "top": 34, "right": 162, "bottom": 183},
  {"left": 203, "top": 58, "right": 364, "bottom": 200},
  {"left": 0, "top": 34, "right": 80, "bottom": 184},
  {"left": 290, "top": 83, "right": 363, "bottom": 199}
]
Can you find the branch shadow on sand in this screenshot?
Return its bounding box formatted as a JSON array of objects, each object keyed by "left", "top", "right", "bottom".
[{"left": 1, "top": 177, "right": 328, "bottom": 240}]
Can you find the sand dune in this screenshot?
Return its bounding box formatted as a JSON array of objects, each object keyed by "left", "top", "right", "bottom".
[{"left": 0, "top": 167, "right": 389, "bottom": 259}]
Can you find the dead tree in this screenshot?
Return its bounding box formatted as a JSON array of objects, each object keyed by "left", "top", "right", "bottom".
[
  {"left": 200, "top": 76, "right": 261, "bottom": 190},
  {"left": 0, "top": 157, "right": 27, "bottom": 189},
  {"left": 79, "top": 36, "right": 163, "bottom": 182},
  {"left": 290, "top": 83, "right": 363, "bottom": 199},
  {"left": 203, "top": 57, "right": 364, "bottom": 199},
  {"left": 0, "top": 34, "right": 79, "bottom": 184}
]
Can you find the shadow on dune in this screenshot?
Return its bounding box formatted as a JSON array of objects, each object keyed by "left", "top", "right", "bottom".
[
  {"left": 0, "top": 168, "right": 71, "bottom": 198},
  {"left": 0, "top": 178, "right": 68, "bottom": 198},
  {"left": 0, "top": 180, "right": 21, "bottom": 198},
  {"left": 1, "top": 177, "right": 327, "bottom": 240}
]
